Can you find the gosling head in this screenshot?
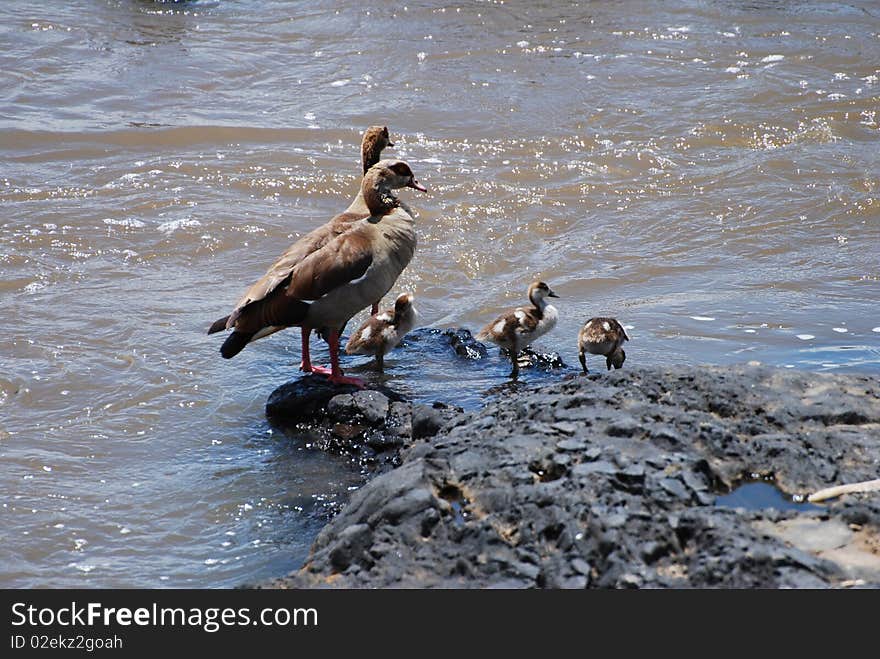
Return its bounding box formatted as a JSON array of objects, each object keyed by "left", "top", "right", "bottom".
[
  {"left": 528, "top": 280, "right": 559, "bottom": 306},
  {"left": 394, "top": 293, "right": 415, "bottom": 314},
  {"left": 607, "top": 348, "right": 626, "bottom": 371}
]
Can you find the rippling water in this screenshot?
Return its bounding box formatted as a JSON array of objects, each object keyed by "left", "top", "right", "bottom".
[{"left": 1, "top": 0, "right": 878, "bottom": 587}]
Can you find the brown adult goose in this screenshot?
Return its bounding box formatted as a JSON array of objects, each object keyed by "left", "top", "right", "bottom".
[
  {"left": 208, "top": 126, "right": 394, "bottom": 375},
  {"left": 208, "top": 160, "right": 427, "bottom": 386},
  {"left": 476, "top": 281, "right": 559, "bottom": 379},
  {"left": 577, "top": 317, "right": 629, "bottom": 373}
]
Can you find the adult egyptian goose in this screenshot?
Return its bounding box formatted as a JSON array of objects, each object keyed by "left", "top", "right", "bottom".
[
  {"left": 208, "top": 126, "right": 395, "bottom": 375},
  {"left": 208, "top": 160, "right": 426, "bottom": 386},
  {"left": 345, "top": 293, "right": 418, "bottom": 372},
  {"left": 577, "top": 317, "right": 629, "bottom": 374},
  {"left": 476, "top": 281, "right": 559, "bottom": 379}
]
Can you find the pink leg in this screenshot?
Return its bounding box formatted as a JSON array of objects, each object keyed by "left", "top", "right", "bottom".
[
  {"left": 371, "top": 302, "right": 379, "bottom": 315},
  {"left": 299, "top": 327, "right": 331, "bottom": 375},
  {"left": 327, "top": 330, "right": 365, "bottom": 387}
]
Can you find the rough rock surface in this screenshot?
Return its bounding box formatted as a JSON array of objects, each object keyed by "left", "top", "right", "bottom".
[
  {"left": 266, "top": 375, "right": 460, "bottom": 471},
  {"left": 267, "top": 365, "right": 880, "bottom": 588}
]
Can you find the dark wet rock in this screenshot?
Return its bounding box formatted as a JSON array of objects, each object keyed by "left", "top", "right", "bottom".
[
  {"left": 443, "top": 328, "right": 488, "bottom": 360},
  {"left": 406, "top": 327, "right": 488, "bottom": 360},
  {"left": 411, "top": 402, "right": 461, "bottom": 440},
  {"left": 265, "top": 365, "right": 880, "bottom": 589},
  {"left": 328, "top": 390, "right": 390, "bottom": 426},
  {"left": 515, "top": 347, "right": 567, "bottom": 371},
  {"left": 266, "top": 376, "right": 403, "bottom": 424},
  {"left": 266, "top": 377, "right": 407, "bottom": 471},
  {"left": 265, "top": 376, "right": 360, "bottom": 424}
]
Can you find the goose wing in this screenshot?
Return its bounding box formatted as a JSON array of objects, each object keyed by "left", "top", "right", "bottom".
[
  {"left": 284, "top": 224, "right": 374, "bottom": 301},
  {"left": 224, "top": 211, "right": 365, "bottom": 328}
]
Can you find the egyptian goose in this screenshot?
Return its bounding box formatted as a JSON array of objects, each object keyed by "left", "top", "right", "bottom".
[
  {"left": 208, "top": 126, "right": 395, "bottom": 375},
  {"left": 345, "top": 293, "right": 418, "bottom": 372},
  {"left": 209, "top": 160, "right": 426, "bottom": 386},
  {"left": 577, "top": 317, "right": 629, "bottom": 373},
  {"left": 476, "top": 281, "right": 559, "bottom": 379}
]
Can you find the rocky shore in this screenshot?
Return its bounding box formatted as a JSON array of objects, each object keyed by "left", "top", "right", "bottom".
[{"left": 262, "top": 361, "right": 880, "bottom": 588}]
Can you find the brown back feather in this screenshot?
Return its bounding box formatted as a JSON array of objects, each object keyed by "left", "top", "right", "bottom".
[
  {"left": 283, "top": 227, "right": 374, "bottom": 301},
  {"left": 226, "top": 211, "right": 366, "bottom": 328}
]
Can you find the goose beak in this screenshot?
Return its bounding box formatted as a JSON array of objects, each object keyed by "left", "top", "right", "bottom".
[{"left": 408, "top": 178, "right": 427, "bottom": 192}]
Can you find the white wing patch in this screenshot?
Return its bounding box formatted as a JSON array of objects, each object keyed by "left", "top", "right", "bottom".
[
  {"left": 514, "top": 310, "right": 526, "bottom": 323},
  {"left": 493, "top": 320, "right": 507, "bottom": 334},
  {"left": 376, "top": 312, "right": 393, "bottom": 322},
  {"left": 360, "top": 326, "right": 372, "bottom": 341},
  {"left": 602, "top": 321, "right": 611, "bottom": 332}
]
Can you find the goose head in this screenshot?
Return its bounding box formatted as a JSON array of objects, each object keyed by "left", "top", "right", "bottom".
[
  {"left": 362, "top": 159, "right": 427, "bottom": 213},
  {"left": 362, "top": 125, "right": 395, "bottom": 174},
  {"left": 528, "top": 280, "right": 559, "bottom": 308}
]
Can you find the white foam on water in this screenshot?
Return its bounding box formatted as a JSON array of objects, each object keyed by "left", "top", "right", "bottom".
[
  {"left": 157, "top": 218, "right": 202, "bottom": 234},
  {"left": 330, "top": 79, "right": 349, "bottom": 87},
  {"left": 761, "top": 54, "right": 784, "bottom": 63},
  {"left": 796, "top": 334, "right": 815, "bottom": 340},
  {"left": 832, "top": 327, "right": 848, "bottom": 333},
  {"left": 68, "top": 562, "right": 96, "bottom": 574},
  {"left": 103, "top": 217, "right": 146, "bottom": 229},
  {"left": 690, "top": 316, "right": 715, "bottom": 321}
]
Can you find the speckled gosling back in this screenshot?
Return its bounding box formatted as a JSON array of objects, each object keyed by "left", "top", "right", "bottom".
[{"left": 578, "top": 317, "right": 629, "bottom": 374}]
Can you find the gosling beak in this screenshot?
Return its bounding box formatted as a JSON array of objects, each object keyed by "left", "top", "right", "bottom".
[
  {"left": 387, "top": 141, "right": 395, "bottom": 148},
  {"left": 548, "top": 290, "right": 559, "bottom": 298},
  {"left": 408, "top": 178, "right": 427, "bottom": 192}
]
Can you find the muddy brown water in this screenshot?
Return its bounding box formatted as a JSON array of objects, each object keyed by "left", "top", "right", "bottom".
[{"left": 1, "top": 0, "right": 878, "bottom": 587}]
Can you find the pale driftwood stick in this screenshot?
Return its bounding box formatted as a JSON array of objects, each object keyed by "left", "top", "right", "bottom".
[{"left": 807, "top": 478, "right": 880, "bottom": 503}]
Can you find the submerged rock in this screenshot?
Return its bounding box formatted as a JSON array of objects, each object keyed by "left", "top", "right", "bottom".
[
  {"left": 514, "top": 346, "right": 567, "bottom": 371},
  {"left": 266, "top": 365, "right": 880, "bottom": 589},
  {"left": 405, "top": 327, "right": 488, "bottom": 360}
]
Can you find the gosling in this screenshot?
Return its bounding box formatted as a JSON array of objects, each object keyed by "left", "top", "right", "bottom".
[
  {"left": 577, "top": 317, "right": 629, "bottom": 374},
  {"left": 476, "top": 281, "right": 559, "bottom": 379},
  {"left": 344, "top": 293, "right": 418, "bottom": 372}
]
